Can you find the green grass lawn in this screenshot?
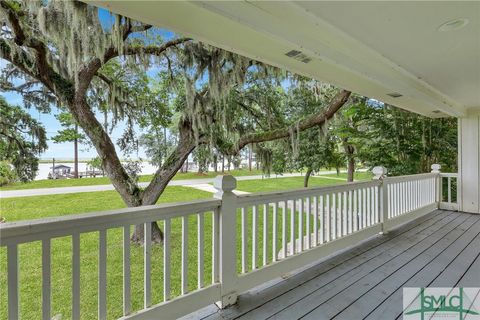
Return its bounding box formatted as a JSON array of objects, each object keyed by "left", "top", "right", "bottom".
[
  {"left": 0, "top": 169, "right": 267, "bottom": 191},
  {"left": 234, "top": 171, "right": 372, "bottom": 193},
  {"left": 321, "top": 171, "right": 372, "bottom": 181},
  {"left": 0, "top": 173, "right": 371, "bottom": 319},
  {"left": 0, "top": 167, "right": 364, "bottom": 191}
]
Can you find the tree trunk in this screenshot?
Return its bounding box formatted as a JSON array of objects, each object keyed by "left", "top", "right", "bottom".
[
  {"left": 221, "top": 156, "right": 225, "bottom": 173},
  {"left": 213, "top": 154, "right": 218, "bottom": 172},
  {"left": 342, "top": 141, "right": 355, "bottom": 182},
  {"left": 131, "top": 222, "right": 163, "bottom": 244},
  {"left": 347, "top": 157, "right": 355, "bottom": 182},
  {"left": 249, "top": 144, "right": 252, "bottom": 171},
  {"left": 163, "top": 126, "right": 167, "bottom": 158},
  {"left": 126, "top": 195, "right": 164, "bottom": 244},
  {"left": 341, "top": 138, "right": 355, "bottom": 183},
  {"left": 304, "top": 167, "right": 313, "bottom": 187},
  {"left": 133, "top": 121, "right": 197, "bottom": 244},
  {"left": 74, "top": 124, "right": 79, "bottom": 178}
]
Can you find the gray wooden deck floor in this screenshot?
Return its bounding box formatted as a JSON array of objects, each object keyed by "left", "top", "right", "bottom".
[{"left": 183, "top": 210, "right": 480, "bottom": 320}]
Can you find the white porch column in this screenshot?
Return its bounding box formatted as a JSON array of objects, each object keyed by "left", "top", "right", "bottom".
[{"left": 458, "top": 115, "right": 480, "bottom": 213}]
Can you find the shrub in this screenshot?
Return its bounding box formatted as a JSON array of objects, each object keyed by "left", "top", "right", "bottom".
[{"left": 0, "top": 161, "right": 17, "bottom": 186}]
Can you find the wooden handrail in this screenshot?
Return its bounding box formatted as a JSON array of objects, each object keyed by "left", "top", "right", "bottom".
[{"left": 0, "top": 199, "right": 221, "bottom": 245}]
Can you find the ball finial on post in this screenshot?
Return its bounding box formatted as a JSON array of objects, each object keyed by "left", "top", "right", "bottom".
[
  {"left": 213, "top": 175, "right": 237, "bottom": 197},
  {"left": 372, "top": 166, "right": 388, "bottom": 180},
  {"left": 431, "top": 164, "right": 441, "bottom": 173}
]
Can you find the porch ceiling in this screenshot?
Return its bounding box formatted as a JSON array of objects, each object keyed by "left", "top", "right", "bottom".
[{"left": 88, "top": 1, "right": 480, "bottom": 118}]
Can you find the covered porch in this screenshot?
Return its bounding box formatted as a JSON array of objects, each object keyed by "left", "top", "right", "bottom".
[{"left": 2, "top": 1, "right": 479, "bottom": 319}]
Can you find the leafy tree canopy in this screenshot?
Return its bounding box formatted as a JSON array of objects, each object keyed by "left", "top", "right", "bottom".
[
  {"left": 51, "top": 112, "right": 85, "bottom": 143},
  {"left": 0, "top": 96, "right": 47, "bottom": 181}
]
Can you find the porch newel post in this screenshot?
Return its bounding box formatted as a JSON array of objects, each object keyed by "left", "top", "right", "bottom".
[
  {"left": 431, "top": 164, "right": 442, "bottom": 206},
  {"left": 372, "top": 166, "right": 388, "bottom": 234},
  {"left": 213, "top": 175, "right": 238, "bottom": 308}
]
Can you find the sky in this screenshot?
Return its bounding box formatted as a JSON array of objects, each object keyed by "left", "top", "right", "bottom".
[
  {"left": 0, "top": 8, "right": 174, "bottom": 160},
  {"left": 0, "top": 56, "right": 146, "bottom": 161}
]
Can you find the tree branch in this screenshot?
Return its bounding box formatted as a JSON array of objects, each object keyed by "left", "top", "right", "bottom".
[
  {"left": 123, "top": 38, "right": 191, "bottom": 56},
  {"left": 0, "top": 131, "right": 27, "bottom": 152},
  {"left": 235, "top": 100, "right": 269, "bottom": 130},
  {"left": 0, "top": 1, "right": 51, "bottom": 75},
  {"left": 95, "top": 72, "right": 113, "bottom": 86},
  {"left": 232, "top": 89, "right": 352, "bottom": 153},
  {"left": 0, "top": 39, "right": 43, "bottom": 85},
  {"left": 0, "top": 4, "right": 71, "bottom": 101},
  {"left": 0, "top": 0, "right": 26, "bottom": 45},
  {"left": 0, "top": 80, "right": 41, "bottom": 93},
  {"left": 77, "top": 37, "right": 192, "bottom": 96}
]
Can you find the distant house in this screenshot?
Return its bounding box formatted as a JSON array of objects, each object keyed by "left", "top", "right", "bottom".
[{"left": 48, "top": 164, "right": 71, "bottom": 179}]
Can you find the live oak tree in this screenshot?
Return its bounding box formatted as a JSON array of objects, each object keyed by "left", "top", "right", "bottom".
[{"left": 0, "top": 0, "right": 351, "bottom": 243}]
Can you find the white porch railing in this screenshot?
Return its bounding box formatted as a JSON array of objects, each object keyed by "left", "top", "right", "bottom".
[
  {"left": 0, "top": 200, "right": 223, "bottom": 320},
  {"left": 233, "top": 179, "right": 382, "bottom": 294},
  {"left": 0, "top": 165, "right": 457, "bottom": 320},
  {"left": 439, "top": 172, "right": 458, "bottom": 211}
]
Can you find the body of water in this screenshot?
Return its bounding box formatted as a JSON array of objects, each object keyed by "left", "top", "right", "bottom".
[
  {"left": 35, "top": 160, "right": 257, "bottom": 180},
  {"left": 35, "top": 162, "right": 159, "bottom": 180}
]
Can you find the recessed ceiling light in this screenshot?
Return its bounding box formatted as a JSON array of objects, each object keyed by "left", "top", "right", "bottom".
[{"left": 438, "top": 18, "right": 469, "bottom": 31}]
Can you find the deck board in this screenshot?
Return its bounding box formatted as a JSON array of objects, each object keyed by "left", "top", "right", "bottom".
[
  {"left": 333, "top": 215, "right": 480, "bottom": 320},
  {"left": 183, "top": 210, "right": 480, "bottom": 320},
  {"left": 364, "top": 215, "right": 480, "bottom": 320},
  {"left": 275, "top": 213, "right": 471, "bottom": 320},
  {"left": 457, "top": 247, "right": 480, "bottom": 287}
]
